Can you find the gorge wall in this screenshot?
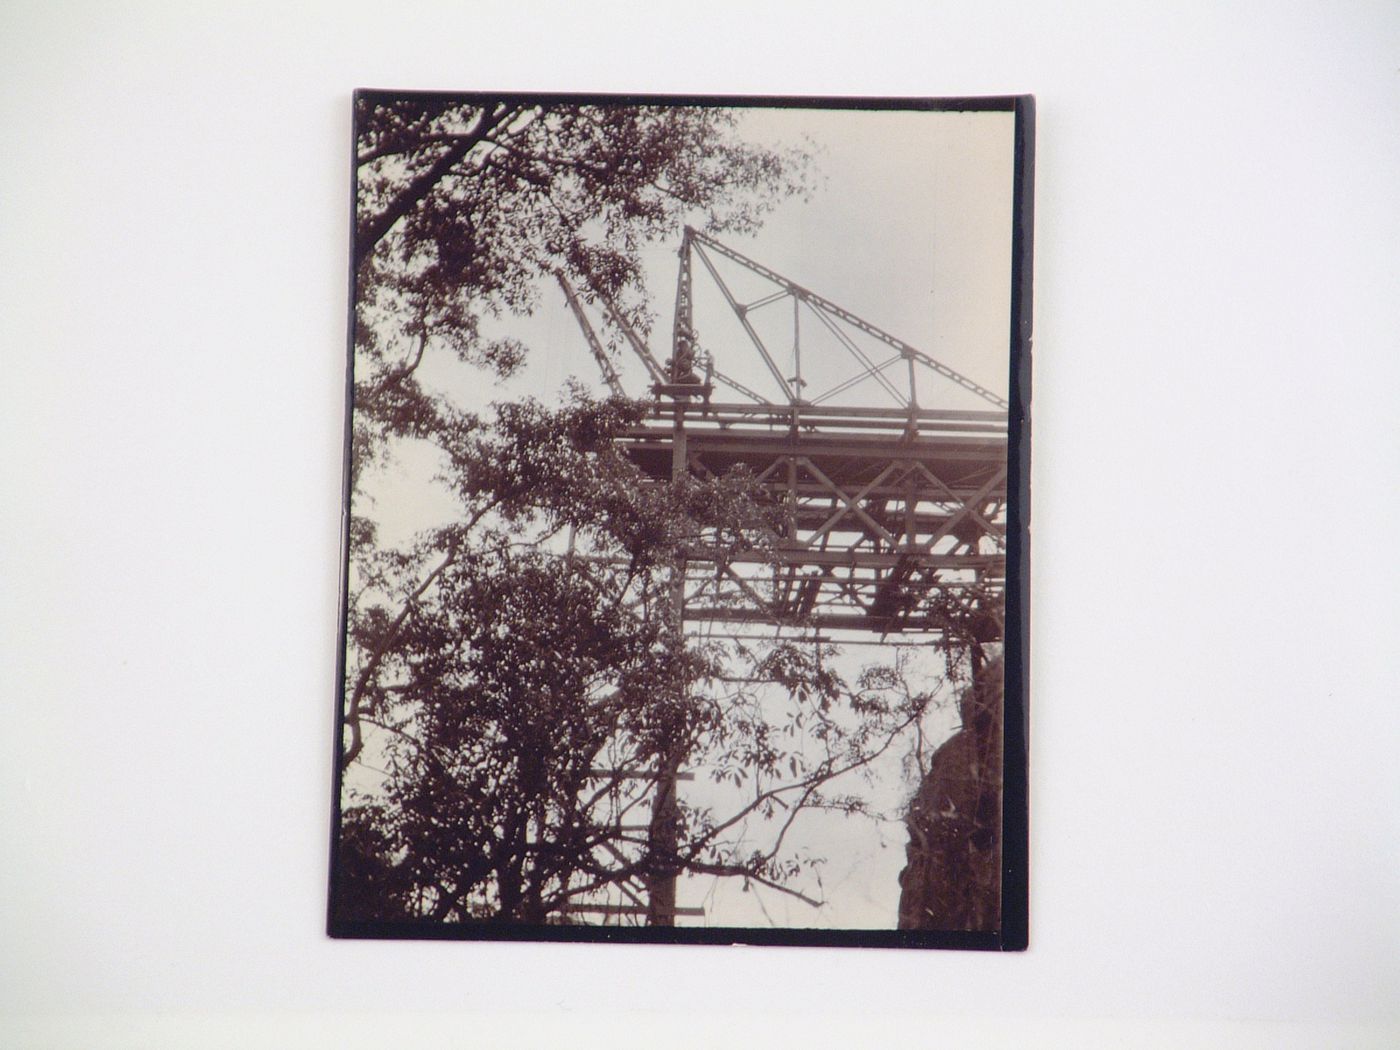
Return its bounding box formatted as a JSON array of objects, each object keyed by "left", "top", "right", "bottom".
[{"left": 896, "top": 654, "right": 1004, "bottom": 932}]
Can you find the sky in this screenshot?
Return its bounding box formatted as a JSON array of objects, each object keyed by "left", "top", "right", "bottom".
[
  {"left": 489, "top": 105, "right": 1016, "bottom": 414},
  {"left": 373, "top": 105, "right": 1016, "bottom": 549},
  {"left": 357, "top": 104, "right": 1017, "bottom": 929}
]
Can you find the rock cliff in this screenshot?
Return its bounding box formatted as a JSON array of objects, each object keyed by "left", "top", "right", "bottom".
[{"left": 896, "top": 655, "right": 1003, "bottom": 932}]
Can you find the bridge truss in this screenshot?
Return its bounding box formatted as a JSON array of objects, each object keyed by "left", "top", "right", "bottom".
[{"left": 559, "top": 226, "right": 1010, "bottom": 924}]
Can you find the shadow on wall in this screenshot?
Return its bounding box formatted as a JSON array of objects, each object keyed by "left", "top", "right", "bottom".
[{"left": 897, "top": 655, "right": 1003, "bottom": 932}]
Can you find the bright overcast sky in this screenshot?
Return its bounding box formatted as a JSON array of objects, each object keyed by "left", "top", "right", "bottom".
[
  {"left": 458, "top": 105, "right": 1016, "bottom": 416},
  {"left": 380, "top": 106, "right": 1017, "bottom": 549}
]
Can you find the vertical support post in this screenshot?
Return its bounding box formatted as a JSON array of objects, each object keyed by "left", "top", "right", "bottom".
[
  {"left": 903, "top": 470, "right": 918, "bottom": 552},
  {"left": 672, "top": 229, "right": 694, "bottom": 376},
  {"left": 785, "top": 455, "right": 798, "bottom": 544},
  {"left": 647, "top": 400, "right": 687, "bottom": 926},
  {"left": 791, "top": 294, "right": 804, "bottom": 401}
]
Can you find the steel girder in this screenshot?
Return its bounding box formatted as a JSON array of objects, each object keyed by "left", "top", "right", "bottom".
[
  {"left": 618, "top": 400, "right": 1007, "bottom": 636},
  {"left": 560, "top": 232, "right": 1010, "bottom": 639}
]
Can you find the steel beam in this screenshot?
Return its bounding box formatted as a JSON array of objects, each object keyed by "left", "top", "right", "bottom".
[{"left": 686, "top": 228, "right": 1009, "bottom": 410}]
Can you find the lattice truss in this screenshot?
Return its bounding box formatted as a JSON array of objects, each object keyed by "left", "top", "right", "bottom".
[
  {"left": 555, "top": 230, "right": 1010, "bottom": 925},
  {"left": 561, "top": 227, "right": 1010, "bottom": 641}
]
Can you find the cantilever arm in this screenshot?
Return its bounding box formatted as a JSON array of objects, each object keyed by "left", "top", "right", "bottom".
[
  {"left": 556, "top": 273, "right": 625, "bottom": 397},
  {"left": 688, "top": 228, "right": 1009, "bottom": 410}
]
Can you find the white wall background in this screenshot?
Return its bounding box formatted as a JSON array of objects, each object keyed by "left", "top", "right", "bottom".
[{"left": 2, "top": 3, "right": 1397, "bottom": 1047}]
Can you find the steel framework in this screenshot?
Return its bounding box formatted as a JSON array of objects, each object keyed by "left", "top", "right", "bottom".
[
  {"left": 560, "top": 228, "right": 1010, "bottom": 924},
  {"left": 564, "top": 227, "right": 1009, "bottom": 637}
]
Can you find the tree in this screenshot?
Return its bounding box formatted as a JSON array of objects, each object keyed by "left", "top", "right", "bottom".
[
  {"left": 349, "top": 95, "right": 808, "bottom": 484},
  {"left": 340, "top": 386, "right": 936, "bottom": 922},
  {"left": 335, "top": 95, "right": 936, "bottom": 926}
]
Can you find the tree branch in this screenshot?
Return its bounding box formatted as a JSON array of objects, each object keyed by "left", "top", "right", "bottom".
[
  {"left": 342, "top": 545, "right": 458, "bottom": 769},
  {"left": 354, "top": 104, "right": 525, "bottom": 269},
  {"left": 684, "top": 701, "right": 925, "bottom": 855},
  {"left": 685, "top": 860, "right": 824, "bottom": 908}
]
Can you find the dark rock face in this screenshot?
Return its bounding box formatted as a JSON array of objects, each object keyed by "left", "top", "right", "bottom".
[{"left": 897, "top": 656, "right": 1003, "bottom": 932}]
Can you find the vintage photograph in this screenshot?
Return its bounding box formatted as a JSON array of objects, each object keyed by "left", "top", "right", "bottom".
[{"left": 330, "top": 92, "right": 1031, "bottom": 948}]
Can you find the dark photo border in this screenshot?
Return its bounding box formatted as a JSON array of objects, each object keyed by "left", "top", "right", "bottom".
[{"left": 329, "top": 91, "right": 1032, "bottom": 951}]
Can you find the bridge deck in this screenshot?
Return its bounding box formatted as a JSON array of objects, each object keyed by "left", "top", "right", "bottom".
[{"left": 617, "top": 400, "right": 1009, "bottom": 634}]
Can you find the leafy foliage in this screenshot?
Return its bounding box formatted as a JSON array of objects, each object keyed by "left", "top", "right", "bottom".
[
  {"left": 340, "top": 387, "right": 938, "bottom": 922},
  {"left": 349, "top": 97, "right": 810, "bottom": 483},
  {"left": 335, "top": 96, "right": 941, "bottom": 926}
]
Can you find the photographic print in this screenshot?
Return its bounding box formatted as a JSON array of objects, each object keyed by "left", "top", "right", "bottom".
[{"left": 330, "top": 92, "right": 1032, "bottom": 949}]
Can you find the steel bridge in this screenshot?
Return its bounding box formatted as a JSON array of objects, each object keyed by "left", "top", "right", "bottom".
[
  {"left": 559, "top": 226, "right": 1010, "bottom": 924},
  {"left": 563, "top": 226, "right": 1009, "bottom": 641}
]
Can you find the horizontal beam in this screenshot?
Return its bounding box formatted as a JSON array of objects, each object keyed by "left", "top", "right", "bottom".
[
  {"left": 626, "top": 428, "right": 1005, "bottom": 451},
  {"left": 559, "top": 904, "right": 707, "bottom": 918},
  {"left": 639, "top": 476, "right": 1005, "bottom": 502},
  {"left": 685, "top": 548, "right": 1005, "bottom": 570},
  {"left": 780, "top": 507, "right": 1003, "bottom": 530},
  {"left": 691, "top": 631, "right": 939, "bottom": 647},
  {"left": 668, "top": 415, "right": 1007, "bottom": 437},
  {"left": 622, "top": 433, "right": 1006, "bottom": 465},
  {"left": 682, "top": 608, "right": 955, "bottom": 632},
  {"left": 653, "top": 401, "right": 1008, "bottom": 424}
]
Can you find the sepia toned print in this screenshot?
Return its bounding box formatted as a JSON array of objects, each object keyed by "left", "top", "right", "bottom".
[{"left": 330, "top": 92, "right": 1031, "bottom": 949}]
